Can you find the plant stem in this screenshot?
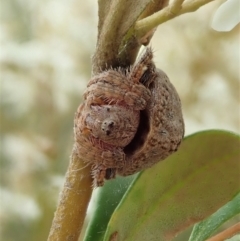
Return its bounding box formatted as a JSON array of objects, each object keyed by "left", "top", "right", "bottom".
[
  {"left": 169, "top": 0, "right": 185, "bottom": 14},
  {"left": 135, "top": 0, "right": 216, "bottom": 38},
  {"left": 92, "top": 0, "right": 154, "bottom": 74},
  {"left": 47, "top": 148, "right": 92, "bottom": 241},
  {"left": 206, "top": 222, "right": 240, "bottom": 241}
]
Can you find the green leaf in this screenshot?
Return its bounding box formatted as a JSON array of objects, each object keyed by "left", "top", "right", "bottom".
[
  {"left": 103, "top": 130, "right": 240, "bottom": 241},
  {"left": 189, "top": 192, "right": 240, "bottom": 241},
  {"left": 83, "top": 175, "right": 137, "bottom": 241}
]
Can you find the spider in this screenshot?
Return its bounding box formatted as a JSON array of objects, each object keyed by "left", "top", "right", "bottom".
[{"left": 74, "top": 48, "right": 184, "bottom": 186}]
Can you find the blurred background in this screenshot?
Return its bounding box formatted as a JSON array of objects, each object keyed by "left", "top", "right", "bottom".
[{"left": 0, "top": 0, "right": 239, "bottom": 240}]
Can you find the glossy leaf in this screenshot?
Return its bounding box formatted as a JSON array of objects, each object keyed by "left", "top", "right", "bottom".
[
  {"left": 103, "top": 130, "right": 240, "bottom": 241},
  {"left": 83, "top": 175, "right": 137, "bottom": 241},
  {"left": 189, "top": 192, "right": 240, "bottom": 241}
]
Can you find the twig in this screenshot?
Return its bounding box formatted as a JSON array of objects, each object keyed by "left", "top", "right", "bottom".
[
  {"left": 47, "top": 148, "right": 92, "bottom": 241},
  {"left": 169, "top": 0, "right": 185, "bottom": 14},
  {"left": 206, "top": 222, "right": 240, "bottom": 241},
  {"left": 135, "top": 0, "right": 216, "bottom": 38},
  {"left": 92, "top": 0, "right": 154, "bottom": 74}
]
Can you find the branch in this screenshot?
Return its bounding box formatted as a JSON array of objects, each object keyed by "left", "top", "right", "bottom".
[
  {"left": 169, "top": 0, "right": 185, "bottom": 14},
  {"left": 47, "top": 148, "right": 92, "bottom": 241},
  {"left": 206, "top": 222, "right": 240, "bottom": 241},
  {"left": 135, "top": 0, "right": 216, "bottom": 39},
  {"left": 118, "top": 0, "right": 169, "bottom": 66},
  {"left": 92, "top": 0, "right": 157, "bottom": 74}
]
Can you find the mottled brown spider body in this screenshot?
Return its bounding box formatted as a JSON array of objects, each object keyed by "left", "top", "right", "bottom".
[{"left": 74, "top": 48, "right": 184, "bottom": 186}]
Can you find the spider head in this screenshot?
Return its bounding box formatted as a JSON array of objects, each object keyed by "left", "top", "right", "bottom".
[{"left": 85, "top": 105, "right": 139, "bottom": 147}]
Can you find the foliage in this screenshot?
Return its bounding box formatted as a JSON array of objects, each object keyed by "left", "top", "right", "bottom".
[{"left": 85, "top": 130, "right": 240, "bottom": 241}]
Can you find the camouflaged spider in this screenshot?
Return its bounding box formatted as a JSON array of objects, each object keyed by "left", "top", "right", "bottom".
[{"left": 74, "top": 48, "right": 184, "bottom": 187}]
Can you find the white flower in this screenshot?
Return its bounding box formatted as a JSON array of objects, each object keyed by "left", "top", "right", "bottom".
[{"left": 211, "top": 0, "right": 240, "bottom": 32}]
